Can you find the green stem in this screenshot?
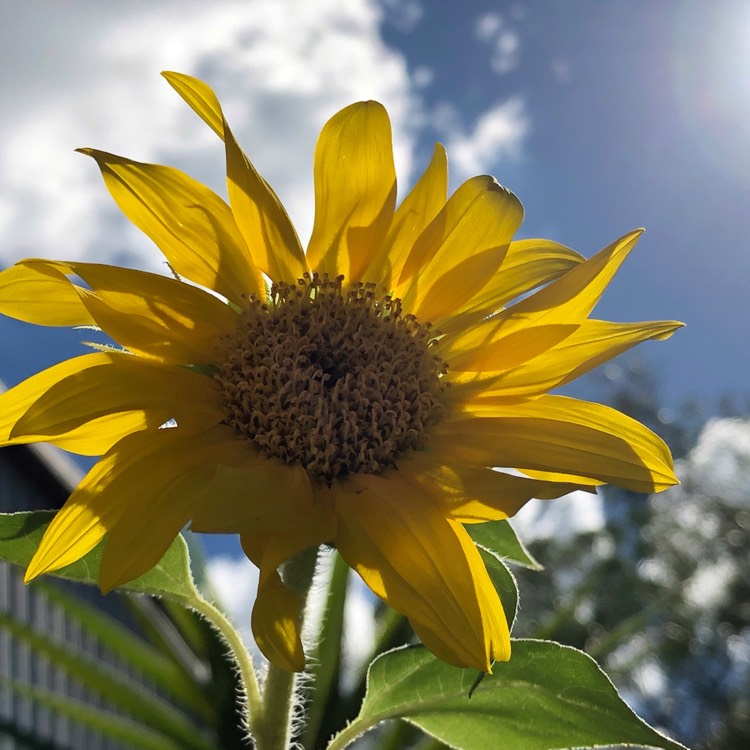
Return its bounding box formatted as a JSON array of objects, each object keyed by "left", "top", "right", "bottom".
[
  {"left": 253, "top": 546, "right": 320, "bottom": 750},
  {"left": 326, "top": 716, "right": 379, "bottom": 750},
  {"left": 302, "top": 552, "right": 349, "bottom": 749},
  {"left": 188, "top": 594, "right": 263, "bottom": 740}
]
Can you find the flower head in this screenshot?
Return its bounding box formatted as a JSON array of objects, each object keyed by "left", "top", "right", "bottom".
[{"left": 0, "top": 72, "right": 681, "bottom": 672}]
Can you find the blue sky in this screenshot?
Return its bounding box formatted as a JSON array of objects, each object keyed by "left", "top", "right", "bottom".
[{"left": 1, "top": 1, "right": 748, "bottom": 419}]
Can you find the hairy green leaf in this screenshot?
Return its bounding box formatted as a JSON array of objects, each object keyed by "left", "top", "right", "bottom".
[
  {"left": 0, "top": 510, "right": 199, "bottom": 600},
  {"left": 468, "top": 520, "right": 542, "bottom": 570},
  {"left": 346, "top": 640, "right": 687, "bottom": 750},
  {"left": 478, "top": 547, "right": 518, "bottom": 629}
]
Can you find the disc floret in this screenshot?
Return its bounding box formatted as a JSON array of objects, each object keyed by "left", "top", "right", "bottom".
[{"left": 216, "top": 274, "right": 447, "bottom": 483}]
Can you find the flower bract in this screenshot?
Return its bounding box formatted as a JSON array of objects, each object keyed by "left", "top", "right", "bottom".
[{"left": 0, "top": 72, "right": 681, "bottom": 672}]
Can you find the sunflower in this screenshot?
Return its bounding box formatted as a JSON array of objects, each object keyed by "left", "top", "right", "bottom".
[{"left": 0, "top": 72, "right": 680, "bottom": 673}]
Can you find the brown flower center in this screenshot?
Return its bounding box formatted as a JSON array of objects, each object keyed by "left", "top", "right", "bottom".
[{"left": 215, "top": 273, "right": 446, "bottom": 483}]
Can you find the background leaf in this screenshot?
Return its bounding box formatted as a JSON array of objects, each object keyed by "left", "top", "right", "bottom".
[
  {"left": 37, "top": 582, "right": 215, "bottom": 722},
  {"left": 468, "top": 520, "right": 542, "bottom": 570},
  {"left": 0, "top": 510, "right": 249, "bottom": 749},
  {"left": 478, "top": 547, "right": 518, "bottom": 629},
  {"left": 351, "top": 640, "right": 688, "bottom": 750},
  {"left": 1, "top": 677, "right": 185, "bottom": 750},
  {"left": 0, "top": 611, "right": 215, "bottom": 750}
]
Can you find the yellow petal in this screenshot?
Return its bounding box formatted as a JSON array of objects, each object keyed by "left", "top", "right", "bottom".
[
  {"left": 240, "top": 496, "right": 337, "bottom": 671},
  {"left": 452, "top": 319, "right": 684, "bottom": 403},
  {"left": 78, "top": 149, "right": 264, "bottom": 305},
  {"left": 26, "top": 260, "right": 238, "bottom": 364},
  {"left": 251, "top": 570, "right": 305, "bottom": 671},
  {"left": 189, "top": 444, "right": 314, "bottom": 534},
  {"left": 0, "top": 261, "right": 94, "bottom": 327},
  {"left": 441, "top": 238, "right": 585, "bottom": 334},
  {"left": 331, "top": 472, "right": 509, "bottom": 671},
  {"left": 240, "top": 490, "right": 337, "bottom": 579},
  {"left": 0, "top": 353, "right": 166, "bottom": 455},
  {"left": 45, "top": 414, "right": 161, "bottom": 455},
  {"left": 1, "top": 353, "right": 106, "bottom": 439},
  {"left": 365, "top": 143, "right": 448, "bottom": 291},
  {"left": 432, "top": 395, "right": 678, "bottom": 493},
  {"left": 25, "top": 429, "right": 179, "bottom": 582},
  {"left": 12, "top": 352, "right": 222, "bottom": 440},
  {"left": 410, "top": 602, "right": 510, "bottom": 669},
  {"left": 96, "top": 428, "right": 256, "bottom": 591},
  {"left": 398, "top": 176, "right": 524, "bottom": 323},
  {"left": 447, "top": 324, "right": 580, "bottom": 381},
  {"left": 439, "top": 229, "right": 644, "bottom": 374},
  {"left": 399, "top": 451, "right": 586, "bottom": 523},
  {"left": 99, "top": 460, "right": 215, "bottom": 592},
  {"left": 306, "top": 101, "right": 397, "bottom": 281},
  {"left": 101, "top": 425, "right": 284, "bottom": 591},
  {"left": 519, "top": 468, "right": 604, "bottom": 487},
  {"left": 224, "top": 118, "right": 308, "bottom": 282},
  {"left": 25, "top": 427, "right": 257, "bottom": 589},
  {"left": 163, "top": 72, "right": 306, "bottom": 282},
  {"left": 101, "top": 425, "right": 321, "bottom": 592},
  {"left": 162, "top": 71, "right": 225, "bottom": 139}
]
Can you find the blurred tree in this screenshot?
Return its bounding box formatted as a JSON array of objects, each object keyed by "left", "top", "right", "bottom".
[{"left": 512, "top": 357, "right": 750, "bottom": 750}]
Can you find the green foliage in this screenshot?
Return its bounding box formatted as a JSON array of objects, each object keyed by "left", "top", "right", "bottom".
[
  {"left": 478, "top": 546, "right": 519, "bottom": 628},
  {"left": 1, "top": 677, "right": 186, "bottom": 750},
  {"left": 0, "top": 510, "right": 199, "bottom": 599},
  {"left": 518, "top": 361, "right": 750, "bottom": 749},
  {"left": 349, "top": 642, "right": 686, "bottom": 750},
  {"left": 0, "top": 499, "right": 698, "bottom": 750},
  {"left": 0, "top": 609, "right": 215, "bottom": 750},
  {"left": 468, "top": 519, "right": 542, "bottom": 570},
  {"left": 0, "top": 510, "right": 247, "bottom": 749}
]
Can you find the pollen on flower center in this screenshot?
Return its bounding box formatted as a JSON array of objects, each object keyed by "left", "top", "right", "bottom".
[{"left": 215, "top": 273, "right": 447, "bottom": 483}]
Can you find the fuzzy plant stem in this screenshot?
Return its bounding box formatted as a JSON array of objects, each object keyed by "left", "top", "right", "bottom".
[
  {"left": 188, "top": 595, "right": 263, "bottom": 736},
  {"left": 253, "top": 545, "right": 320, "bottom": 750}
]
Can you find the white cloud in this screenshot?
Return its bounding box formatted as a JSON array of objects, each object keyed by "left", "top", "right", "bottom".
[
  {"left": 445, "top": 97, "right": 529, "bottom": 181},
  {"left": 474, "top": 11, "right": 520, "bottom": 75},
  {"left": 0, "top": 0, "right": 422, "bottom": 271}
]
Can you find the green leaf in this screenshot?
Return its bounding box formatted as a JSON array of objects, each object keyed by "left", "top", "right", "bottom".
[
  {"left": 0, "top": 511, "right": 199, "bottom": 600},
  {"left": 0, "top": 511, "right": 256, "bottom": 749},
  {"left": 478, "top": 547, "right": 518, "bottom": 629},
  {"left": 0, "top": 612, "right": 216, "bottom": 750},
  {"left": 1, "top": 676, "right": 185, "bottom": 750},
  {"left": 468, "top": 520, "right": 542, "bottom": 570},
  {"left": 341, "top": 640, "right": 687, "bottom": 750}
]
